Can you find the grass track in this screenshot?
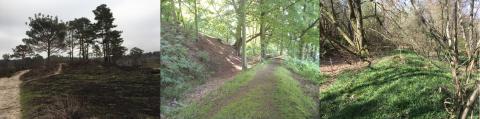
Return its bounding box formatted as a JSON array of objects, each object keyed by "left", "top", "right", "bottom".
[{"left": 173, "top": 61, "right": 317, "bottom": 119}]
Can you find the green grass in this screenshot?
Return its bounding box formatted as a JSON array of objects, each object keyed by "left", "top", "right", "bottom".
[
  {"left": 172, "top": 62, "right": 317, "bottom": 119},
  {"left": 20, "top": 64, "right": 159, "bottom": 118},
  {"left": 283, "top": 57, "right": 326, "bottom": 85},
  {"left": 211, "top": 87, "right": 272, "bottom": 119},
  {"left": 170, "top": 63, "right": 267, "bottom": 118},
  {"left": 320, "top": 52, "right": 452, "bottom": 118},
  {"left": 273, "top": 66, "right": 316, "bottom": 118}
]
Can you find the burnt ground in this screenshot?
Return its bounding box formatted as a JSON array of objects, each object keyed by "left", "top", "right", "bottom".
[{"left": 20, "top": 63, "right": 160, "bottom": 119}]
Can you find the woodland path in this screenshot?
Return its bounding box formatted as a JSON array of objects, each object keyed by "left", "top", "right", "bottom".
[
  {"left": 0, "top": 63, "right": 65, "bottom": 119},
  {"left": 205, "top": 61, "right": 280, "bottom": 118}
]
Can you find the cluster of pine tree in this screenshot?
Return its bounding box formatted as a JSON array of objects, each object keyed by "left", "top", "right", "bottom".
[{"left": 9, "top": 4, "right": 125, "bottom": 64}]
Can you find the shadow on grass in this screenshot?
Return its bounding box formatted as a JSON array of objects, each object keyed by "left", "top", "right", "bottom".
[{"left": 320, "top": 54, "right": 451, "bottom": 118}]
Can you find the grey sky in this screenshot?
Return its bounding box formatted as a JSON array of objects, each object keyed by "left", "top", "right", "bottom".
[{"left": 0, "top": 0, "right": 160, "bottom": 57}]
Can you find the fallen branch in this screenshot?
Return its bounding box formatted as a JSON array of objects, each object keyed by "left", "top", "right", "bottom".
[{"left": 460, "top": 82, "right": 480, "bottom": 119}]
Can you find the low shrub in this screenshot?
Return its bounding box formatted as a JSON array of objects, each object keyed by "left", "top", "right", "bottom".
[
  {"left": 197, "top": 51, "right": 209, "bottom": 62},
  {"left": 161, "top": 40, "right": 209, "bottom": 115}
]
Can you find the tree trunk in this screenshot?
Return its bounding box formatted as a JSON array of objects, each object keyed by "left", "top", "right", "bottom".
[
  {"left": 234, "top": 23, "right": 242, "bottom": 56},
  {"left": 348, "top": 0, "right": 366, "bottom": 56},
  {"left": 466, "top": 0, "right": 477, "bottom": 84},
  {"left": 103, "top": 34, "right": 107, "bottom": 63},
  {"left": 299, "top": 41, "right": 304, "bottom": 59},
  {"left": 240, "top": 0, "right": 247, "bottom": 70},
  {"left": 452, "top": 0, "right": 464, "bottom": 116},
  {"left": 47, "top": 40, "right": 51, "bottom": 64},
  {"left": 71, "top": 37, "right": 74, "bottom": 61},
  {"left": 280, "top": 39, "right": 284, "bottom": 55},
  {"left": 177, "top": 0, "right": 184, "bottom": 25},
  {"left": 86, "top": 44, "right": 90, "bottom": 60},
  {"left": 194, "top": 0, "right": 199, "bottom": 42},
  {"left": 259, "top": 0, "right": 267, "bottom": 60},
  {"left": 319, "top": 0, "right": 322, "bottom": 67}
]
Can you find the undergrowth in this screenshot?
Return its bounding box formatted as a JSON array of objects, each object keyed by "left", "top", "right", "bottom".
[
  {"left": 283, "top": 57, "right": 325, "bottom": 85},
  {"left": 161, "top": 42, "right": 208, "bottom": 99}
]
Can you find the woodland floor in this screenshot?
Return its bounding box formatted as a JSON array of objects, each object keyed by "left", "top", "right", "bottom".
[{"left": 319, "top": 58, "right": 369, "bottom": 93}]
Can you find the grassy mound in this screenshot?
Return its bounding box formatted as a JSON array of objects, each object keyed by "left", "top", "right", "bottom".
[
  {"left": 273, "top": 66, "right": 316, "bottom": 118},
  {"left": 20, "top": 64, "right": 159, "bottom": 118},
  {"left": 320, "top": 52, "right": 452, "bottom": 118}
]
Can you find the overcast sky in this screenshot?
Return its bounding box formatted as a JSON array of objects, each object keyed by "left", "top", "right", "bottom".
[{"left": 0, "top": 0, "right": 160, "bottom": 57}]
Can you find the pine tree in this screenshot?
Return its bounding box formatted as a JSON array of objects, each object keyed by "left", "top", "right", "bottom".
[
  {"left": 93, "top": 4, "right": 117, "bottom": 64},
  {"left": 23, "top": 13, "right": 67, "bottom": 63}
]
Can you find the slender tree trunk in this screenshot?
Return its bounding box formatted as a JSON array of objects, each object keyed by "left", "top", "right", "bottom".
[
  {"left": 194, "top": 0, "right": 199, "bottom": 42},
  {"left": 299, "top": 41, "right": 304, "bottom": 59},
  {"left": 259, "top": 0, "right": 266, "bottom": 60},
  {"left": 79, "top": 38, "right": 83, "bottom": 60},
  {"left": 240, "top": 0, "right": 247, "bottom": 70},
  {"left": 452, "top": 0, "right": 464, "bottom": 116},
  {"left": 466, "top": 0, "right": 476, "bottom": 83},
  {"left": 234, "top": 23, "right": 242, "bottom": 55},
  {"left": 319, "top": 0, "right": 322, "bottom": 67},
  {"left": 86, "top": 44, "right": 90, "bottom": 60},
  {"left": 47, "top": 40, "right": 51, "bottom": 64},
  {"left": 103, "top": 33, "right": 107, "bottom": 63},
  {"left": 177, "top": 0, "right": 184, "bottom": 25},
  {"left": 280, "top": 39, "right": 284, "bottom": 55},
  {"left": 70, "top": 36, "right": 74, "bottom": 61}
]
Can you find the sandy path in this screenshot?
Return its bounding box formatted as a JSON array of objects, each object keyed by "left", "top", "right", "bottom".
[
  {"left": 0, "top": 70, "right": 30, "bottom": 119},
  {"left": 24, "top": 63, "right": 65, "bottom": 83},
  {"left": 0, "top": 63, "right": 65, "bottom": 119},
  {"left": 53, "top": 63, "right": 64, "bottom": 75}
]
